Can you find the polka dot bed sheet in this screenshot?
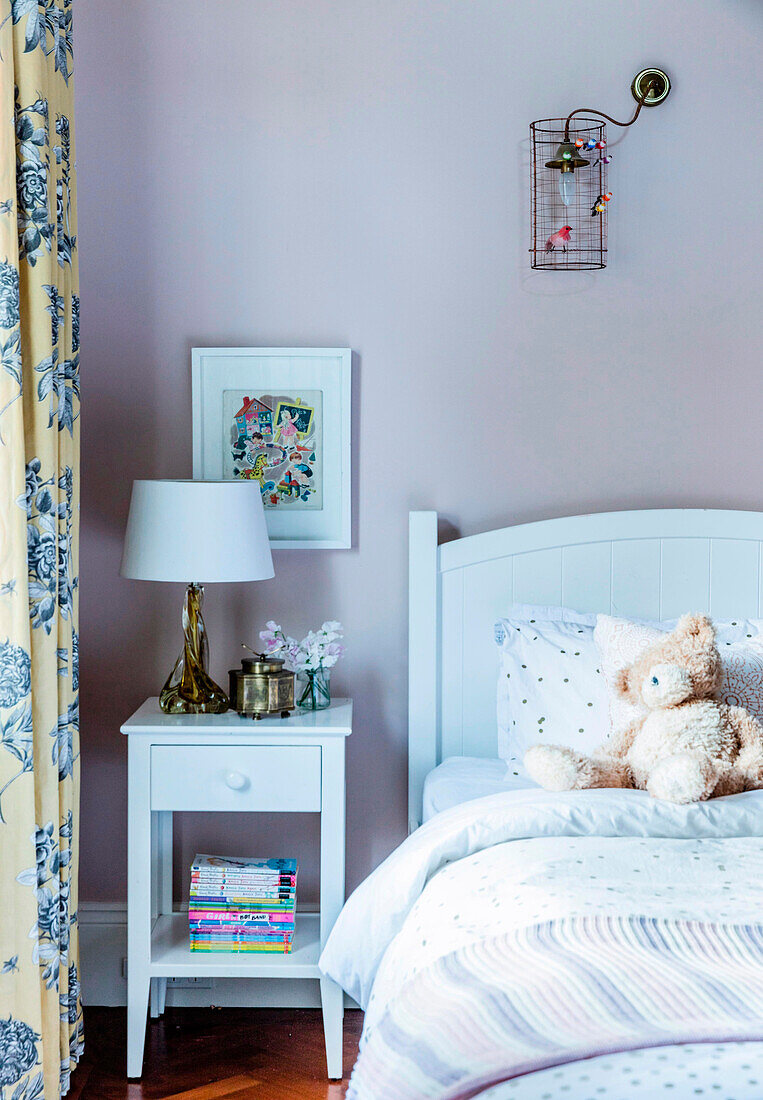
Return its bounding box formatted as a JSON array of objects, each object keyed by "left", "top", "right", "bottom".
[{"left": 478, "top": 1042, "right": 763, "bottom": 1100}]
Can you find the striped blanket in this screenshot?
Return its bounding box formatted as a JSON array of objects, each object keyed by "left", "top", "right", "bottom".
[{"left": 347, "top": 915, "right": 763, "bottom": 1100}]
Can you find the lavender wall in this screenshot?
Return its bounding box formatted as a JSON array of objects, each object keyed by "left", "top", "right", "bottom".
[{"left": 75, "top": 1, "right": 762, "bottom": 905}]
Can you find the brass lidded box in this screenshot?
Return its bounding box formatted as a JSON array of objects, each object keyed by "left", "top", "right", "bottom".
[{"left": 228, "top": 655, "right": 295, "bottom": 719}]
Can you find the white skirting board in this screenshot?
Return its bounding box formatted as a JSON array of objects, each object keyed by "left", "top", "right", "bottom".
[{"left": 79, "top": 905, "right": 357, "bottom": 1009}]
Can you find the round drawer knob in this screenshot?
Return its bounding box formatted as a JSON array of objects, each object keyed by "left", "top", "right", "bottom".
[{"left": 225, "top": 770, "right": 248, "bottom": 790}]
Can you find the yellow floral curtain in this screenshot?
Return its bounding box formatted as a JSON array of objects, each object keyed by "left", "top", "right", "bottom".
[{"left": 0, "top": 2, "right": 82, "bottom": 1098}]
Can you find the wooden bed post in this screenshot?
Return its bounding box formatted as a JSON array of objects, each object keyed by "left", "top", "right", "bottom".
[{"left": 408, "top": 511, "right": 439, "bottom": 832}]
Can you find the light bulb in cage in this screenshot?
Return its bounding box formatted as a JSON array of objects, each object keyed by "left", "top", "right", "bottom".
[
  {"left": 544, "top": 141, "right": 590, "bottom": 206},
  {"left": 560, "top": 174, "right": 574, "bottom": 207}
]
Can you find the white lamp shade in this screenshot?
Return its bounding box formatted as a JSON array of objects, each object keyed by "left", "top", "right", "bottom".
[{"left": 120, "top": 480, "right": 274, "bottom": 583}]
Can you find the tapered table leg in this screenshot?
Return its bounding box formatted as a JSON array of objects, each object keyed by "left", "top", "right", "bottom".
[
  {"left": 127, "top": 739, "right": 152, "bottom": 1077},
  {"left": 320, "top": 740, "right": 345, "bottom": 1079}
]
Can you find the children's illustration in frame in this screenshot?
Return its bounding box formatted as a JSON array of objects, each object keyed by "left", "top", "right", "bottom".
[{"left": 192, "top": 349, "right": 351, "bottom": 549}]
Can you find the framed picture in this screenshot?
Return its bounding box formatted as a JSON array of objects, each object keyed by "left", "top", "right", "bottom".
[{"left": 192, "top": 348, "right": 351, "bottom": 549}]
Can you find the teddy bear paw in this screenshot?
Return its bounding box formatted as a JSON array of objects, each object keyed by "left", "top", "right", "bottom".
[
  {"left": 647, "top": 753, "right": 714, "bottom": 804},
  {"left": 524, "top": 744, "right": 582, "bottom": 791}
]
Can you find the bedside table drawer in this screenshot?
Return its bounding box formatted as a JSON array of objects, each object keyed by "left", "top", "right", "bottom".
[{"left": 150, "top": 745, "right": 322, "bottom": 811}]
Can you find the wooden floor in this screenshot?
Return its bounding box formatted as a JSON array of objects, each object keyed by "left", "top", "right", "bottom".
[{"left": 68, "top": 1007, "right": 363, "bottom": 1099}]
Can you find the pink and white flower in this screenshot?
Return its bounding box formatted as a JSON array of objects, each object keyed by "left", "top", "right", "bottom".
[{"left": 258, "top": 620, "right": 345, "bottom": 673}]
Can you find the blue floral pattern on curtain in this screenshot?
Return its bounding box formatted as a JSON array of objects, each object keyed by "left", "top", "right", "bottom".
[{"left": 0, "top": 1, "right": 82, "bottom": 1097}]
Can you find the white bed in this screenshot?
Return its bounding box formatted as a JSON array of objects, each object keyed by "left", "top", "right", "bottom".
[{"left": 322, "top": 509, "right": 763, "bottom": 1099}]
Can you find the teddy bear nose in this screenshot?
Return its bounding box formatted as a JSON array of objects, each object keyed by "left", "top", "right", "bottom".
[{"left": 651, "top": 676, "right": 659, "bottom": 684}]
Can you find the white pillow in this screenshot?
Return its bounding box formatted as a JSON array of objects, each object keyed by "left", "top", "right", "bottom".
[
  {"left": 495, "top": 606, "right": 609, "bottom": 778},
  {"left": 594, "top": 614, "right": 763, "bottom": 736}
]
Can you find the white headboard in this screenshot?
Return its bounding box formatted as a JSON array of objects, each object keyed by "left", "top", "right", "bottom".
[{"left": 408, "top": 508, "right": 763, "bottom": 829}]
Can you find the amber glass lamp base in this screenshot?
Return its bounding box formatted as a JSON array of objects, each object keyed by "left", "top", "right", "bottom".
[{"left": 159, "top": 583, "right": 229, "bottom": 714}]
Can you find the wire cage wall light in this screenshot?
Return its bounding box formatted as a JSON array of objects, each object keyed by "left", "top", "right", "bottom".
[
  {"left": 529, "top": 68, "right": 671, "bottom": 271},
  {"left": 531, "top": 117, "right": 608, "bottom": 271}
]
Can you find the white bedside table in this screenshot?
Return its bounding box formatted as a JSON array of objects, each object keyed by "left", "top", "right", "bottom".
[{"left": 121, "top": 697, "right": 352, "bottom": 1080}]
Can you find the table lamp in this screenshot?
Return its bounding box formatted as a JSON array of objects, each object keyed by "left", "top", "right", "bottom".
[{"left": 120, "top": 479, "right": 274, "bottom": 714}]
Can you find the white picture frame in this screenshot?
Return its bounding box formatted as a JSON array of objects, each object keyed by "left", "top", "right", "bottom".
[{"left": 192, "top": 347, "right": 352, "bottom": 549}]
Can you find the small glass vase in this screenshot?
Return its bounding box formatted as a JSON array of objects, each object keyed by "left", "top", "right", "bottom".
[{"left": 297, "top": 667, "right": 331, "bottom": 711}]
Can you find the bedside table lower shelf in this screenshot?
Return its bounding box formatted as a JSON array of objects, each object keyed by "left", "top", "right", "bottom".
[{"left": 150, "top": 912, "right": 321, "bottom": 979}]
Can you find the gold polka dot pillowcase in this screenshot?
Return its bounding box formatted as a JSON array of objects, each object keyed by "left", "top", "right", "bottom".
[{"left": 495, "top": 605, "right": 610, "bottom": 781}]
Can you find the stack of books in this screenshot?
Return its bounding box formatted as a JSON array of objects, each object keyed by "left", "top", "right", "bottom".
[{"left": 189, "top": 854, "right": 297, "bottom": 953}]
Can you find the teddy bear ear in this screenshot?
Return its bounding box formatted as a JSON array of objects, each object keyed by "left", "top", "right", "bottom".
[
  {"left": 613, "top": 667, "right": 631, "bottom": 697},
  {"left": 675, "top": 612, "right": 715, "bottom": 647}
]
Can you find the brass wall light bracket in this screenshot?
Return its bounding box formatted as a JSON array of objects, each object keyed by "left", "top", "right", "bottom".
[
  {"left": 562, "top": 67, "right": 671, "bottom": 141},
  {"left": 631, "top": 68, "right": 671, "bottom": 107}
]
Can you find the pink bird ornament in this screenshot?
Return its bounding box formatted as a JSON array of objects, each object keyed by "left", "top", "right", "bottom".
[{"left": 545, "top": 225, "right": 572, "bottom": 253}]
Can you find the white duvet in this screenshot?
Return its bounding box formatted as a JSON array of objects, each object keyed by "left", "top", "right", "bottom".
[{"left": 320, "top": 786, "right": 763, "bottom": 1014}]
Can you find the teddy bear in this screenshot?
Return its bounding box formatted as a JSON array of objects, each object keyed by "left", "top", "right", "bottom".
[{"left": 524, "top": 613, "right": 763, "bottom": 804}]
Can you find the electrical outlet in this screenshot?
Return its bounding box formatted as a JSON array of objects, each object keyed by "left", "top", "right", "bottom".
[
  {"left": 120, "top": 958, "right": 212, "bottom": 989},
  {"left": 167, "top": 976, "right": 213, "bottom": 989}
]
